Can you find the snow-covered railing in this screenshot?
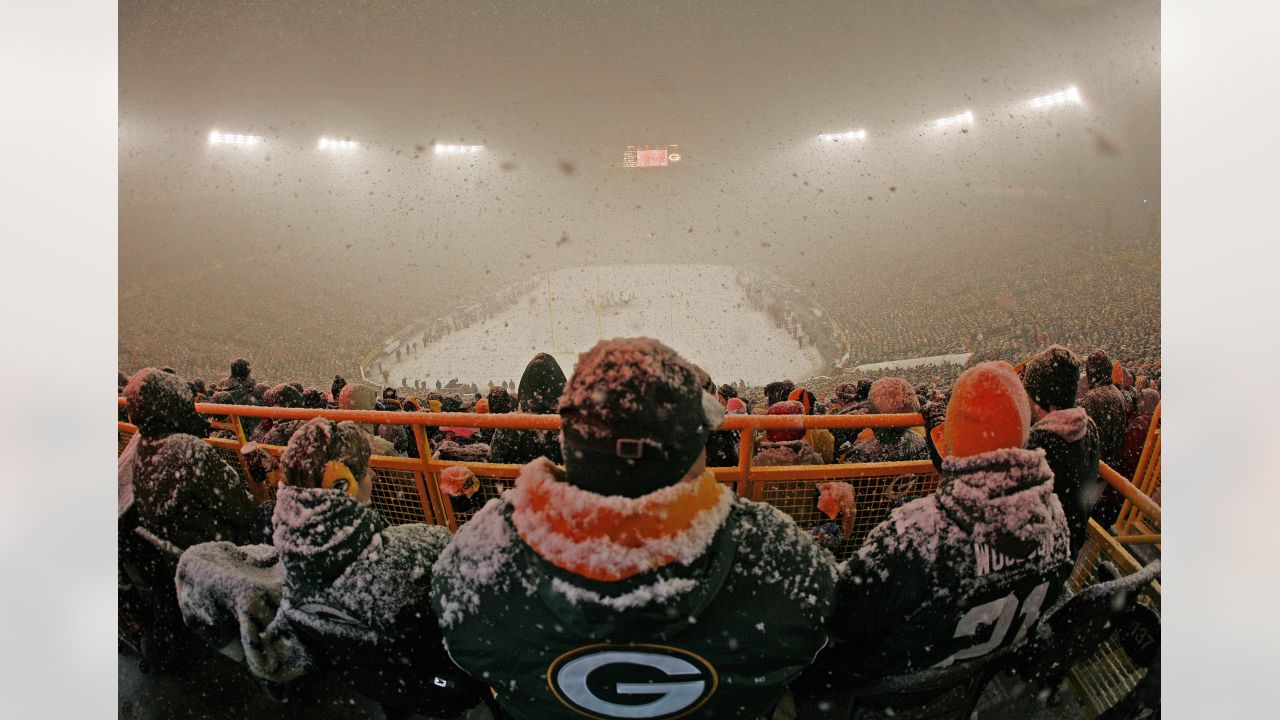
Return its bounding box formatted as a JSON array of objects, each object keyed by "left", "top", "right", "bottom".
[{"left": 116, "top": 397, "right": 1160, "bottom": 556}]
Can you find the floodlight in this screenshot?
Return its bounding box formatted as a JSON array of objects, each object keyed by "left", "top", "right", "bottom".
[
  {"left": 818, "top": 130, "right": 867, "bottom": 142},
  {"left": 934, "top": 111, "right": 974, "bottom": 129},
  {"left": 318, "top": 137, "right": 359, "bottom": 150},
  {"left": 434, "top": 143, "right": 484, "bottom": 154},
  {"left": 1028, "top": 86, "right": 1083, "bottom": 108},
  {"left": 209, "top": 130, "right": 264, "bottom": 146}
]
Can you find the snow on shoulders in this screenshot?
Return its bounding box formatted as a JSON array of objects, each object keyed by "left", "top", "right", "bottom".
[
  {"left": 550, "top": 576, "right": 698, "bottom": 611},
  {"left": 432, "top": 497, "right": 522, "bottom": 628},
  {"left": 730, "top": 499, "right": 837, "bottom": 617}
]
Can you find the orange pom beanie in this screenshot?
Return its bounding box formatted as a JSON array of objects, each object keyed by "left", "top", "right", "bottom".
[{"left": 943, "top": 362, "right": 1032, "bottom": 459}]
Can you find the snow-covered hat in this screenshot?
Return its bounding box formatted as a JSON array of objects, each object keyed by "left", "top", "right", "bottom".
[
  {"left": 124, "top": 367, "right": 209, "bottom": 439},
  {"left": 281, "top": 417, "right": 371, "bottom": 491},
  {"left": 1085, "top": 349, "right": 1112, "bottom": 388},
  {"left": 943, "top": 362, "right": 1032, "bottom": 459},
  {"left": 559, "top": 338, "right": 724, "bottom": 498},
  {"left": 263, "top": 383, "right": 303, "bottom": 409},
  {"left": 765, "top": 400, "right": 805, "bottom": 442},
  {"left": 1023, "top": 345, "right": 1081, "bottom": 411},
  {"left": 868, "top": 377, "right": 920, "bottom": 415}
]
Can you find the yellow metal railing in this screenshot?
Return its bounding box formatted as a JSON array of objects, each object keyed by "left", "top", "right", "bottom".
[
  {"left": 116, "top": 396, "right": 1160, "bottom": 553},
  {"left": 118, "top": 395, "right": 1161, "bottom": 711},
  {"left": 1066, "top": 519, "right": 1161, "bottom": 716}
]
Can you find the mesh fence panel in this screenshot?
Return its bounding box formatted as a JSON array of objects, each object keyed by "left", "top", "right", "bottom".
[
  {"left": 449, "top": 474, "right": 514, "bottom": 529},
  {"left": 754, "top": 472, "right": 942, "bottom": 561},
  {"left": 370, "top": 468, "right": 431, "bottom": 526},
  {"left": 212, "top": 445, "right": 254, "bottom": 495},
  {"left": 1066, "top": 529, "right": 1160, "bottom": 715}
]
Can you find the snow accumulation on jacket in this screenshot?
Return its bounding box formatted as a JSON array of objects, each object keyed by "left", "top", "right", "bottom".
[
  {"left": 489, "top": 353, "right": 566, "bottom": 465},
  {"left": 828, "top": 447, "right": 1073, "bottom": 678},
  {"left": 1027, "top": 407, "right": 1101, "bottom": 556},
  {"left": 126, "top": 368, "right": 258, "bottom": 549},
  {"left": 752, "top": 439, "right": 825, "bottom": 466},
  {"left": 842, "top": 428, "right": 929, "bottom": 464},
  {"left": 1080, "top": 384, "right": 1128, "bottom": 468},
  {"left": 272, "top": 485, "right": 453, "bottom": 644},
  {"left": 175, "top": 541, "right": 313, "bottom": 683},
  {"left": 431, "top": 457, "right": 837, "bottom": 720}
]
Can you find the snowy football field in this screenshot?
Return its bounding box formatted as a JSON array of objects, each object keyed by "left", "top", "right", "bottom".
[{"left": 379, "top": 265, "right": 825, "bottom": 388}]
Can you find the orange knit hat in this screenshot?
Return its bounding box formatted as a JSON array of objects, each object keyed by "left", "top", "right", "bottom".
[
  {"left": 474, "top": 398, "right": 489, "bottom": 413},
  {"left": 943, "top": 362, "right": 1032, "bottom": 459}
]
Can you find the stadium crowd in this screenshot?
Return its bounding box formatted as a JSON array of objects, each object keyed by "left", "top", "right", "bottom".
[{"left": 119, "top": 334, "right": 1159, "bottom": 720}]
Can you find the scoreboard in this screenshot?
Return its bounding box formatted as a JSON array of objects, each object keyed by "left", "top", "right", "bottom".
[{"left": 623, "top": 145, "right": 682, "bottom": 168}]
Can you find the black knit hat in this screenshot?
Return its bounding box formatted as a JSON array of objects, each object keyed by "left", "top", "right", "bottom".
[
  {"left": 124, "top": 368, "right": 210, "bottom": 439},
  {"left": 231, "top": 358, "right": 251, "bottom": 381},
  {"left": 1024, "top": 345, "right": 1082, "bottom": 411},
  {"left": 559, "top": 338, "right": 724, "bottom": 499},
  {"left": 263, "top": 383, "right": 304, "bottom": 409},
  {"left": 1085, "top": 349, "right": 1113, "bottom": 389},
  {"left": 764, "top": 380, "right": 795, "bottom": 406}
]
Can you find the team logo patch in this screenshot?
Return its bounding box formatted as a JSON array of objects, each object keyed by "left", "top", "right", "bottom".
[{"left": 547, "top": 643, "right": 718, "bottom": 719}]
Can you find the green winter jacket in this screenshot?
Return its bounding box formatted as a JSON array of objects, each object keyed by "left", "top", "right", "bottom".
[
  {"left": 489, "top": 353, "right": 565, "bottom": 465},
  {"left": 827, "top": 447, "right": 1073, "bottom": 678},
  {"left": 431, "top": 461, "right": 837, "bottom": 720},
  {"left": 125, "top": 368, "right": 258, "bottom": 550}
]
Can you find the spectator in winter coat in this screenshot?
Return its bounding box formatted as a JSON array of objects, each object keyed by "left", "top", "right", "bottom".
[
  {"left": 790, "top": 387, "right": 837, "bottom": 463},
  {"left": 840, "top": 378, "right": 928, "bottom": 464},
  {"left": 330, "top": 375, "right": 347, "bottom": 407},
  {"left": 250, "top": 383, "right": 306, "bottom": 445},
  {"left": 475, "top": 386, "right": 512, "bottom": 445},
  {"left": 1023, "top": 346, "right": 1103, "bottom": 556},
  {"left": 752, "top": 400, "right": 825, "bottom": 466},
  {"left": 338, "top": 382, "right": 400, "bottom": 457},
  {"left": 764, "top": 379, "right": 795, "bottom": 406},
  {"left": 300, "top": 388, "right": 327, "bottom": 409},
  {"left": 489, "top": 352, "right": 565, "bottom": 465},
  {"left": 1080, "top": 349, "right": 1129, "bottom": 469},
  {"left": 124, "top": 368, "right": 258, "bottom": 550},
  {"left": 432, "top": 338, "right": 836, "bottom": 720},
  {"left": 268, "top": 419, "right": 471, "bottom": 708},
  {"left": 1119, "top": 389, "right": 1160, "bottom": 479},
  {"left": 718, "top": 383, "right": 738, "bottom": 403},
  {"left": 215, "top": 358, "right": 254, "bottom": 401},
  {"left": 801, "top": 362, "right": 1072, "bottom": 717},
  {"left": 709, "top": 397, "right": 747, "bottom": 467},
  {"left": 826, "top": 381, "right": 870, "bottom": 453}
]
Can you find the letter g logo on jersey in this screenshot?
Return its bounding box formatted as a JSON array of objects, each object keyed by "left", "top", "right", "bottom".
[{"left": 547, "top": 644, "right": 718, "bottom": 719}]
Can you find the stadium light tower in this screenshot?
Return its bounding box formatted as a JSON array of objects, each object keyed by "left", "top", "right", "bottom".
[
  {"left": 934, "top": 111, "right": 974, "bottom": 129},
  {"left": 1028, "top": 86, "right": 1083, "bottom": 108},
  {"left": 818, "top": 130, "right": 867, "bottom": 142},
  {"left": 434, "top": 143, "right": 484, "bottom": 155},
  {"left": 318, "top": 137, "right": 359, "bottom": 150},
  {"left": 208, "top": 130, "right": 264, "bottom": 146}
]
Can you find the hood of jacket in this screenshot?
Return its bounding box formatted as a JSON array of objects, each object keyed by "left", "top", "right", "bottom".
[
  {"left": 516, "top": 353, "right": 566, "bottom": 414},
  {"left": 753, "top": 439, "right": 819, "bottom": 466},
  {"left": 936, "top": 447, "right": 1062, "bottom": 559},
  {"left": 125, "top": 368, "right": 210, "bottom": 438},
  {"left": 1032, "top": 406, "right": 1091, "bottom": 444},
  {"left": 508, "top": 457, "right": 738, "bottom": 638},
  {"left": 272, "top": 485, "right": 388, "bottom": 599}
]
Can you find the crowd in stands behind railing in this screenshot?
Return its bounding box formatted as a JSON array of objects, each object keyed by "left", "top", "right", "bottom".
[{"left": 119, "top": 338, "right": 1159, "bottom": 719}]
